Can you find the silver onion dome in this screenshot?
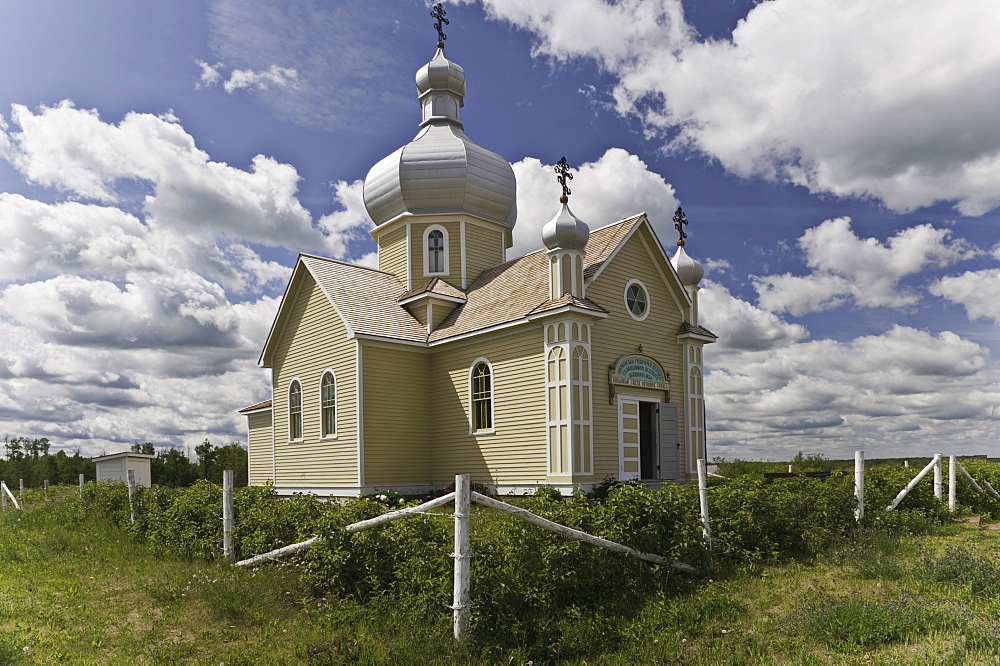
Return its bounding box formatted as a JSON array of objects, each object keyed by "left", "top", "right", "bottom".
[
  {"left": 363, "top": 46, "right": 517, "bottom": 229},
  {"left": 672, "top": 244, "right": 705, "bottom": 286},
  {"left": 541, "top": 200, "right": 590, "bottom": 251}
]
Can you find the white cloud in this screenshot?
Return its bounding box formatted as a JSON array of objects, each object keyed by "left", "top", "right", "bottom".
[
  {"left": 931, "top": 268, "right": 1000, "bottom": 324},
  {"left": 699, "top": 281, "right": 809, "bottom": 353},
  {"left": 706, "top": 325, "right": 997, "bottom": 460},
  {"left": 0, "top": 101, "right": 373, "bottom": 454},
  {"left": 205, "top": 64, "right": 300, "bottom": 93},
  {"left": 510, "top": 148, "right": 679, "bottom": 257},
  {"left": 752, "top": 218, "right": 973, "bottom": 316},
  {"left": 470, "top": 0, "right": 1000, "bottom": 216},
  {"left": 194, "top": 60, "right": 223, "bottom": 88}
]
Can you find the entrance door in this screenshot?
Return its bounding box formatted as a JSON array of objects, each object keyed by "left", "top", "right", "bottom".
[
  {"left": 619, "top": 399, "right": 641, "bottom": 480},
  {"left": 658, "top": 402, "right": 679, "bottom": 480}
]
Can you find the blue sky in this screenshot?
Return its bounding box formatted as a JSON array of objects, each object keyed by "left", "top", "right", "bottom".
[{"left": 1, "top": 0, "right": 997, "bottom": 460}]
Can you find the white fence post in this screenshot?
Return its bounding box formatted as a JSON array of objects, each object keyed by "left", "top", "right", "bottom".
[
  {"left": 949, "top": 455, "right": 957, "bottom": 512},
  {"left": 223, "top": 470, "right": 235, "bottom": 562},
  {"left": 79, "top": 473, "right": 85, "bottom": 497},
  {"left": 43, "top": 480, "right": 48, "bottom": 497},
  {"left": 1, "top": 482, "right": 6, "bottom": 512},
  {"left": 787, "top": 464, "right": 793, "bottom": 473},
  {"left": 933, "top": 454, "right": 942, "bottom": 501},
  {"left": 698, "top": 458, "right": 712, "bottom": 549},
  {"left": 18, "top": 479, "right": 23, "bottom": 504},
  {"left": 453, "top": 474, "right": 471, "bottom": 641},
  {"left": 854, "top": 450, "right": 864, "bottom": 522},
  {"left": 127, "top": 469, "right": 137, "bottom": 525}
]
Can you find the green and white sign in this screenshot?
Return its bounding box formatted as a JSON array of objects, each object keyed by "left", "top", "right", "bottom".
[{"left": 609, "top": 354, "right": 670, "bottom": 402}]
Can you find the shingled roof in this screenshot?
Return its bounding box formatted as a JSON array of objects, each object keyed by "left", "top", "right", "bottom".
[{"left": 284, "top": 214, "right": 646, "bottom": 347}]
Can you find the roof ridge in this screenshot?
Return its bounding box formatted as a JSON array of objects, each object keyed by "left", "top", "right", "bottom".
[{"left": 299, "top": 253, "right": 396, "bottom": 276}]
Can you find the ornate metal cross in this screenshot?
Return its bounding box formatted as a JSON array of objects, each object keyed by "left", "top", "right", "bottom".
[
  {"left": 431, "top": 3, "right": 449, "bottom": 43},
  {"left": 554, "top": 156, "right": 573, "bottom": 200},
  {"left": 673, "top": 206, "right": 689, "bottom": 246}
]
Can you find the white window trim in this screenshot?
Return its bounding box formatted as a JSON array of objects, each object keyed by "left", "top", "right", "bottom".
[
  {"left": 571, "top": 343, "right": 594, "bottom": 476},
  {"left": 545, "top": 343, "right": 569, "bottom": 474},
  {"left": 468, "top": 357, "right": 496, "bottom": 435},
  {"left": 319, "top": 368, "right": 338, "bottom": 440},
  {"left": 423, "top": 224, "right": 449, "bottom": 277},
  {"left": 687, "top": 360, "right": 705, "bottom": 474},
  {"left": 287, "top": 377, "right": 304, "bottom": 443},
  {"left": 624, "top": 278, "right": 650, "bottom": 321}
]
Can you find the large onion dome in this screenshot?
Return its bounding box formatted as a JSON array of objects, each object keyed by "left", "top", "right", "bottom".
[
  {"left": 541, "top": 200, "right": 590, "bottom": 251},
  {"left": 363, "top": 45, "right": 517, "bottom": 229}
]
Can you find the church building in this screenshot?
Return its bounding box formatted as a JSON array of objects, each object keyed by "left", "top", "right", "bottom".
[{"left": 240, "top": 31, "right": 715, "bottom": 497}]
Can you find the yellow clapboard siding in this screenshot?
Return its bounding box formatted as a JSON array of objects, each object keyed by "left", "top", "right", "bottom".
[
  {"left": 361, "top": 343, "right": 432, "bottom": 486},
  {"left": 587, "top": 225, "right": 690, "bottom": 481},
  {"left": 272, "top": 273, "right": 358, "bottom": 485},
  {"left": 429, "top": 327, "right": 547, "bottom": 485},
  {"left": 465, "top": 222, "right": 505, "bottom": 284},
  {"left": 378, "top": 226, "right": 407, "bottom": 286},
  {"left": 247, "top": 410, "right": 273, "bottom": 485}
]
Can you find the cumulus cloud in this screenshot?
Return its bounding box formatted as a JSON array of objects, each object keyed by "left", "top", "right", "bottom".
[
  {"left": 931, "top": 268, "right": 1000, "bottom": 324},
  {"left": 699, "top": 281, "right": 809, "bottom": 353},
  {"left": 0, "top": 101, "right": 372, "bottom": 454},
  {"left": 510, "top": 148, "right": 679, "bottom": 257},
  {"left": 752, "top": 218, "right": 973, "bottom": 316},
  {"left": 706, "top": 325, "right": 996, "bottom": 460},
  {"left": 468, "top": 0, "right": 1000, "bottom": 216}
]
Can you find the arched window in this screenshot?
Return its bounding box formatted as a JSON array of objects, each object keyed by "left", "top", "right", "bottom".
[
  {"left": 424, "top": 225, "right": 448, "bottom": 275},
  {"left": 321, "top": 371, "right": 336, "bottom": 438},
  {"left": 288, "top": 380, "right": 302, "bottom": 441},
  {"left": 470, "top": 360, "right": 493, "bottom": 432}
]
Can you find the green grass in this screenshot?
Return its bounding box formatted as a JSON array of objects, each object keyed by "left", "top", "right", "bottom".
[{"left": 5, "top": 486, "right": 1000, "bottom": 663}]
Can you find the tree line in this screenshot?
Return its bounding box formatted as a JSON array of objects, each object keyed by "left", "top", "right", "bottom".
[{"left": 1, "top": 436, "right": 248, "bottom": 488}]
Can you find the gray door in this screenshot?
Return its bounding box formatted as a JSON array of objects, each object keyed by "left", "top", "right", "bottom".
[{"left": 658, "top": 403, "right": 679, "bottom": 480}]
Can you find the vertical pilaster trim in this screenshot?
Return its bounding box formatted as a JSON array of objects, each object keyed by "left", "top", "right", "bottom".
[
  {"left": 270, "top": 371, "right": 276, "bottom": 482},
  {"left": 405, "top": 223, "right": 412, "bottom": 291},
  {"left": 356, "top": 339, "right": 365, "bottom": 487},
  {"left": 460, "top": 220, "right": 467, "bottom": 289}
]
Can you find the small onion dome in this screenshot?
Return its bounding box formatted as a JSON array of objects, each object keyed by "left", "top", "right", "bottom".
[
  {"left": 415, "top": 46, "right": 466, "bottom": 124},
  {"left": 542, "top": 200, "right": 590, "bottom": 251},
  {"left": 672, "top": 244, "right": 704, "bottom": 286},
  {"left": 363, "top": 47, "right": 517, "bottom": 230}
]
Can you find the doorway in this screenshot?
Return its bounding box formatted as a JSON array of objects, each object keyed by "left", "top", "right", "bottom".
[{"left": 619, "top": 397, "right": 680, "bottom": 481}]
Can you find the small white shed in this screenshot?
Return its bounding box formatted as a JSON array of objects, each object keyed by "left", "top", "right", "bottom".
[{"left": 93, "top": 452, "right": 155, "bottom": 487}]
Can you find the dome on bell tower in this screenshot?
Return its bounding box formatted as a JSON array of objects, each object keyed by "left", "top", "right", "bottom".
[{"left": 363, "top": 44, "right": 517, "bottom": 232}]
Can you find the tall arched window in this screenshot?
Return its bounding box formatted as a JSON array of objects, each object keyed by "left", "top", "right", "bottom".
[
  {"left": 288, "top": 380, "right": 302, "bottom": 441},
  {"left": 470, "top": 360, "right": 493, "bottom": 432},
  {"left": 424, "top": 225, "right": 448, "bottom": 275},
  {"left": 321, "top": 371, "right": 336, "bottom": 438}
]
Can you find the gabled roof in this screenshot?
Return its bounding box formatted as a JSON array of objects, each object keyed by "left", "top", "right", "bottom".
[
  {"left": 239, "top": 399, "right": 273, "bottom": 413},
  {"left": 428, "top": 214, "right": 644, "bottom": 341},
  {"left": 259, "top": 213, "right": 675, "bottom": 357},
  {"left": 398, "top": 277, "right": 467, "bottom": 303}
]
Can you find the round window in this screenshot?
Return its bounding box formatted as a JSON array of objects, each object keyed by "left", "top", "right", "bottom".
[{"left": 624, "top": 280, "right": 649, "bottom": 320}]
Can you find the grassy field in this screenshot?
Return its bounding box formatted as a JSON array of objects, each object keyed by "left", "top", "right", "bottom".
[{"left": 3, "top": 488, "right": 1000, "bottom": 663}]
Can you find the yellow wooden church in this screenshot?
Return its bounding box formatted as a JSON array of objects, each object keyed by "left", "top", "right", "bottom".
[{"left": 240, "top": 38, "right": 715, "bottom": 497}]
